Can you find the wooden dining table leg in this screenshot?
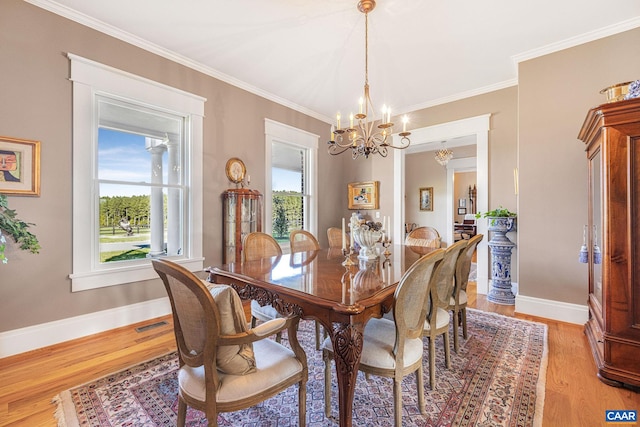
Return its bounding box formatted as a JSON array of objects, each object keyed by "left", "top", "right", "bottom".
[{"left": 328, "top": 320, "right": 365, "bottom": 427}]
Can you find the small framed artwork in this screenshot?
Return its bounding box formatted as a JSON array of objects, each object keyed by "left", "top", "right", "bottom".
[
  {"left": 419, "top": 187, "right": 433, "bottom": 211},
  {"left": 458, "top": 198, "right": 466, "bottom": 208},
  {"left": 348, "top": 181, "right": 379, "bottom": 210},
  {"left": 458, "top": 207, "right": 467, "bottom": 215},
  {"left": 0, "top": 136, "right": 41, "bottom": 196}
]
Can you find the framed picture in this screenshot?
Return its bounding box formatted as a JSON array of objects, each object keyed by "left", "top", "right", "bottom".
[
  {"left": 0, "top": 136, "right": 41, "bottom": 196},
  {"left": 419, "top": 187, "right": 433, "bottom": 211},
  {"left": 348, "top": 181, "right": 379, "bottom": 210},
  {"left": 458, "top": 207, "right": 467, "bottom": 215},
  {"left": 458, "top": 198, "right": 466, "bottom": 208}
]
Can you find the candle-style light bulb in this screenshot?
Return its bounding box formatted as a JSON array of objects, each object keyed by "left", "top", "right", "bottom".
[
  {"left": 359, "top": 97, "right": 363, "bottom": 114},
  {"left": 402, "top": 115, "right": 408, "bottom": 132},
  {"left": 336, "top": 112, "right": 341, "bottom": 130},
  {"left": 349, "top": 113, "right": 354, "bottom": 129}
]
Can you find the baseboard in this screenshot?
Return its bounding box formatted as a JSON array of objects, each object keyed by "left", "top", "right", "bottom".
[
  {"left": 515, "top": 294, "right": 588, "bottom": 325},
  {"left": 0, "top": 297, "right": 171, "bottom": 358}
]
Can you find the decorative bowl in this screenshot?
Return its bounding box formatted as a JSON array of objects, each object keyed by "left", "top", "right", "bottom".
[
  {"left": 600, "top": 81, "right": 632, "bottom": 103},
  {"left": 352, "top": 225, "right": 382, "bottom": 260}
]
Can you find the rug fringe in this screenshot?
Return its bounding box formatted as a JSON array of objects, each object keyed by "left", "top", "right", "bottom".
[{"left": 52, "top": 390, "right": 79, "bottom": 427}]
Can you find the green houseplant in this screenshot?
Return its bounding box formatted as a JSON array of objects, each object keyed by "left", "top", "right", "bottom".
[
  {"left": 0, "top": 194, "right": 40, "bottom": 263},
  {"left": 476, "top": 206, "right": 516, "bottom": 232}
]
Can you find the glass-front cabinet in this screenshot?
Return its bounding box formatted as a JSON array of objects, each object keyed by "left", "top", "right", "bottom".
[
  {"left": 578, "top": 97, "right": 640, "bottom": 388},
  {"left": 222, "top": 189, "right": 263, "bottom": 264}
]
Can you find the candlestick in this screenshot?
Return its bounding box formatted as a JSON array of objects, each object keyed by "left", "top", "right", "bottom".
[
  {"left": 337, "top": 112, "right": 341, "bottom": 130},
  {"left": 402, "top": 115, "right": 408, "bottom": 132},
  {"left": 359, "top": 97, "right": 363, "bottom": 114},
  {"left": 342, "top": 218, "right": 346, "bottom": 251},
  {"left": 350, "top": 113, "right": 354, "bottom": 129}
]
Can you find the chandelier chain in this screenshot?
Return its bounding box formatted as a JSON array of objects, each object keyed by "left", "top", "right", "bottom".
[{"left": 327, "top": 0, "right": 411, "bottom": 159}]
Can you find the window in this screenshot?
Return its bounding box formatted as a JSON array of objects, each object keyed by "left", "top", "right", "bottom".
[
  {"left": 264, "top": 120, "right": 318, "bottom": 252},
  {"left": 69, "top": 54, "right": 205, "bottom": 291}
]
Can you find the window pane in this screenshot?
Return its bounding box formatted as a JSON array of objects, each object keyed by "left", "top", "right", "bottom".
[
  {"left": 99, "top": 187, "right": 152, "bottom": 263},
  {"left": 98, "top": 129, "right": 154, "bottom": 182}
]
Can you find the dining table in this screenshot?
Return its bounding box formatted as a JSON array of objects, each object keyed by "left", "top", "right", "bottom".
[{"left": 206, "top": 244, "right": 436, "bottom": 427}]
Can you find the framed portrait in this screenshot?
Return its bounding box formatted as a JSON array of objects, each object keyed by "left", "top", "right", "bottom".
[
  {"left": 348, "top": 181, "right": 379, "bottom": 210},
  {"left": 419, "top": 187, "right": 433, "bottom": 211},
  {"left": 0, "top": 136, "right": 41, "bottom": 196},
  {"left": 458, "top": 207, "right": 467, "bottom": 215}
]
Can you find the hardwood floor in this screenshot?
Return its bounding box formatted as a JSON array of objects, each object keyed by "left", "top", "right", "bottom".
[{"left": 1, "top": 283, "right": 638, "bottom": 426}]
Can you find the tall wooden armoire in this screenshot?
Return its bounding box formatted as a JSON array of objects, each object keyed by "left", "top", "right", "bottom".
[
  {"left": 222, "top": 188, "right": 263, "bottom": 264},
  {"left": 578, "top": 97, "right": 640, "bottom": 388}
]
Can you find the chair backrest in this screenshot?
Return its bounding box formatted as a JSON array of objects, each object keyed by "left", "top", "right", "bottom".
[
  {"left": 455, "top": 233, "right": 484, "bottom": 294},
  {"left": 405, "top": 226, "right": 441, "bottom": 248},
  {"left": 327, "top": 227, "right": 348, "bottom": 248},
  {"left": 152, "top": 259, "right": 219, "bottom": 371},
  {"left": 290, "top": 230, "right": 320, "bottom": 253},
  {"left": 430, "top": 239, "right": 468, "bottom": 310},
  {"left": 243, "top": 232, "right": 282, "bottom": 261},
  {"left": 393, "top": 249, "right": 445, "bottom": 342}
]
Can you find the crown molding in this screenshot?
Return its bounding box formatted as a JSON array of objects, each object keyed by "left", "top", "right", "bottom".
[
  {"left": 25, "top": 0, "right": 332, "bottom": 124},
  {"left": 512, "top": 16, "right": 640, "bottom": 65}
]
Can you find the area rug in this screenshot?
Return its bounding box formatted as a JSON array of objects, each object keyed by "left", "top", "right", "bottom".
[{"left": 53, "top": 309, "right": 547, "bottom": 426}]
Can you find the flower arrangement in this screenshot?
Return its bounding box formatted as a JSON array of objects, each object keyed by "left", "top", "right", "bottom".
[
  {"left": 362, "top": 220, "right": 383, "bottom": 231},
  {"left": 0, "top": 194, "right": 40, "bottom": 264}
]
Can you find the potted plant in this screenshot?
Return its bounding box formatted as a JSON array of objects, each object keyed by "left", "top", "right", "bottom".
[
  {"left": 476, "top": 206, "right": 516, "bottom": 232},
  {"left": 0, "top": 194, "right": 40, "bottom": 264}
]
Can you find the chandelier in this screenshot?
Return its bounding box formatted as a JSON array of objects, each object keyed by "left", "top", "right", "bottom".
[
  {"left": 327, "top": 0, "right": 411, "bottom": 159},
  {"left": 434, "top": 141, "right": 453, "bottom": 166}
]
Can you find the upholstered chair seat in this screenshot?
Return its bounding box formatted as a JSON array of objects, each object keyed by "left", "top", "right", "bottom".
[
  {"left": 322, "top": 249, "right": 444, "bottom": 427},
  {"left": 152, "top": 259, "right": 308, "bottom": 427}
]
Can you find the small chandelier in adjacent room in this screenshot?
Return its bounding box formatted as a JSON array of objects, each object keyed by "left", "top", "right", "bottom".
[
  {"left": 434, "top": 141, "right": 453, "bottom": 166},
  {"left": 327, "top": 0, "right": 411, "bottom": 159}
]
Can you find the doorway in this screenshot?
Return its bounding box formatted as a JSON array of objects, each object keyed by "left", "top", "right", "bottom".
[{"left": 392, "top": 114, "right": 490, "bottom": 294}]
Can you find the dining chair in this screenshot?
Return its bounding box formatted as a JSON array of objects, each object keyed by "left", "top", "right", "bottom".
[
  {"left": 404, "top": 226, "right": 441, "bottom": 248},
  {"left": 289, "top": 230, "right": 325, "bottom": 349},
  {"left": 152, "top": 259, "right": 308, "bottom": 427},
  {"left": 327, "top": 227, "right": 348, "bottom": 249},
  {"left": 321, "top": 249, "right": 445, "bottom": 427},
  {"left": 243, "top": 232, "right": 285, "bottom": 342},
  {"left": 290, "top": 229, "right": 321, "bottom": 252},
  {"left": 423, "top": 239, "right": 468, "bottom": 389},
  {"left": 449, "top": 233, "right": 484, "bottom": 352}
]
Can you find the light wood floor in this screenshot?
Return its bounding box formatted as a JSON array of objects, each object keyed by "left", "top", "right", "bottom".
[{"left": 1, "top": 284, "right": 638, "bottom": 426}]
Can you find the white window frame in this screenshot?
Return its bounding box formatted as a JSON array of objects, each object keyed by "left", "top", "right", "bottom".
[
  {"left": 264, "top": 119, "right": 319, "bottom": 239},
  {"left": 68, "top": 54, "right": 205, "bottom": 291}
]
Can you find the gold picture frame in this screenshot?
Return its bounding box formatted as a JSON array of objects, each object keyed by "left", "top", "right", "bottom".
[
  {"left": 419, "top": 187, "right": 433, "bottom": 211},
  {"left": 348, "top": 181, "right": 379, "bottom": 210},
  {"left": 0, "top": 136, "right": 41, "bottom": 196}
]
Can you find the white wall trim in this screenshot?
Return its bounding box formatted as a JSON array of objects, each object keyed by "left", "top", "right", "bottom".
[
  {"left": 264, "top": 119, "right": 320, "bottom": 237},
  {"left": 0, "top": 298, "right": 171, "bottom": 358},
  {"left": 515, "top": 294, "right": 588, "bottom": 325}
]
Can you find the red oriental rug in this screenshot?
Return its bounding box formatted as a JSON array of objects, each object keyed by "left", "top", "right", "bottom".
[{"left": 53, "top": 309, "right": 547, "bottom": 426}]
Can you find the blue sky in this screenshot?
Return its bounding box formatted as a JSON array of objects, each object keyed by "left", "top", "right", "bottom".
[
  {"left": 98, "top": 128, "right": 155, "bottom": 197},
  {"left": 99, "top": 128, "right": 302, "bottom": 196}
]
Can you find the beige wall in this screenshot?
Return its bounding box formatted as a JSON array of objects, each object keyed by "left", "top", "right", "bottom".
[
  {"left": 518, "top": 27, "right": 640, "bottom": 304},
  {"left": 2, "top": 0, "right": 640, "bottom": 336},
  {"left": 0, "top": 1, "right": 332, "bottom": 331}
]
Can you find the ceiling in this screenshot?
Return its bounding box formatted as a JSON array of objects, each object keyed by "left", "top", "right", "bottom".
[{"left": 29, "top": 0, "right": 640, "bottom": 124}]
